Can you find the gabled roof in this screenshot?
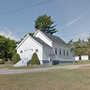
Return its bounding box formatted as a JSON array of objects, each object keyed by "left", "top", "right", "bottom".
[
  {"left": 37, "top": 30, "right": 72, "bottom": 48},
  {"left": 16, "top": 34, "right": 43, "bottom": 49},
  {"left": 16, "top": 30, "right": 71, "bottom": 50},
  {"left": 40, "top": 31, "right": 66, "bottom": 45},
  {"left": 33, "top": 37, "right": 51, "bottom": 48}
]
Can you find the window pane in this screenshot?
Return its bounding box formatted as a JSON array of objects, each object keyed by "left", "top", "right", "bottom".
[
  {"left": 64, "top": 50, "right": 65, "bottom": 56},
  {"left": 55, "top": 48, "right": 57, "bottom": 55},
  {"left": 60, "top": 49, "right": 61, "bottom": 55},
  {"left": 67, "top": 51, "right": 69, "bottom": 56}
]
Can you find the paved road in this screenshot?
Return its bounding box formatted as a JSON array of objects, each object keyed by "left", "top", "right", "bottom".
[{"left": 0, "top": 64, "right": 90, "bottom": 75}]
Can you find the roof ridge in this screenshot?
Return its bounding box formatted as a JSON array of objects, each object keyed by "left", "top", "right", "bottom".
[
  {"left": 40, "top": 31, "right": 66, "bottom": 45},
  {"left": 33, "top": 37, "right": 51, "bottom": 47}
]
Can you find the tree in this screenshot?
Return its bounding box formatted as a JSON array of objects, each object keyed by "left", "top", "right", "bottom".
[
  {"left": 88, "top": 37, "right": 90, "bottom": 46},
  {"left": 0, "top": 35, "right": 19, "bottom": 63},
  {"left": 68, "top": 40, "right": 73, "bottom": 45},
  {"left": 13, "top": 53, "right": 20, "bottom": 64},
  {"left": 30, "top": 53, "right": 40, "bottom": 65},
  {"left": 35, "top": 14, "right": 57, "bottom": 34},
  {"left": 29, "top": 33, "right": 34, "bottom": 37},
  {"left": 0, "top": 36, "right": 9, "bottom": 59},
  {"left": 6, "top": 39, "right": 16, "bottom": 60}
]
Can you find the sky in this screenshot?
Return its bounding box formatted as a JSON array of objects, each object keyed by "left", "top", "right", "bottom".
[{"left": 0, "top": 0, "right": 90, "bottom": 42}]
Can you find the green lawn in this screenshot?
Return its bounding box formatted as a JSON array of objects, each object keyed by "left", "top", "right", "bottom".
[
  {"left": 0, "top": 68, "right": 90, "bottom": 90},
  {"left": 74, "top": 60, "right": 90, "bottom": 65},
  {"left": 0, "top": 60, "right": 90, "bottom": 70},
  {"left": 0, "top": 63, "right": 70, "bottom": 70}
]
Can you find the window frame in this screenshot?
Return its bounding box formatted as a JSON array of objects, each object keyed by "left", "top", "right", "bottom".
[
  {"left": 63, "top": 49, "right": 65, "bottom": 56},
  {"left": 67, "top": 50, "right": 69, "bottom": 56},
  {"left": 59, "top": 48, "right": 61, "bottom": 55},
  {"left": 55, "top": 48, "right": 57, "bottom": 55}
]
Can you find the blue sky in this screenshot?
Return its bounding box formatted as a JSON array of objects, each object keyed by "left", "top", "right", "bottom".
[{"left": 0, "top": 0, "right": 90, "bottom": 42}]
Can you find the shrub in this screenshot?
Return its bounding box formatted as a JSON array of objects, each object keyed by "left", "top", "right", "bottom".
[
  {"left": 30, "top": 53, "right": 40, "bottom": 65},
  {"left": 0, "top": 59, "right": 5, "bottom": 64},
  {"left": 13, "top": 53, "right": 20, "bottom": 64}
]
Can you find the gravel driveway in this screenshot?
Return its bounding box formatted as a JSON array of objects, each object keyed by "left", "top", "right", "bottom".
[{"left": 0, "top": 64, "right": 90, "bottom": 75}]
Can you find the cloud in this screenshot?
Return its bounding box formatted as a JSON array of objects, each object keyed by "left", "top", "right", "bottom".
[
  {"left": 0, "top": 27, "right": 19, "bottom": 41},
  {"left": 61, "top": 16, "right": 81, "bottom": 30},
  {"left": 74, "top": 32, "right": 90, "bottom": 41},
  {"left": 66, "top": 16, "right": 81, "bottom": 27}
]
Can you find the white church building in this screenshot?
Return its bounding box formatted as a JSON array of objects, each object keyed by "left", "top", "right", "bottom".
[{"left": 14, "top": 30, "right": 75, "bottom": 67}]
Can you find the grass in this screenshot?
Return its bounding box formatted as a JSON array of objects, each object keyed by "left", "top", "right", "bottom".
[
  {"left": 0, "top": 62, "right": 71, "bottom": 70},
  {"left": 74, "top": 60, "right": 90, "bottom": 65},
  {"left": 0, "top": 60, "right": 90, "bottom": 70},
  {"left": 0, "top": 68, "right": 90, "bottom": 90},
  {"left": 0, "top": 61, "right": 90, "bottom": 89},
  {"left": 0, "top": 64, "right": 53, "bottom": 69}
]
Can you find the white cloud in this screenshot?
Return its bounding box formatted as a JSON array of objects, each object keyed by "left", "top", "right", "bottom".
[
  {"left": 66, "top": 16, "right": 81, "bottom": 27},
  {"left": 74, "top": 32, "right": 90, "bottom": 41},
  {"left": 0, "top": 27, "right": 19, "bottom": 41},
  {"left": 60, "top": 16, "right": 81, "bottom": 30}
]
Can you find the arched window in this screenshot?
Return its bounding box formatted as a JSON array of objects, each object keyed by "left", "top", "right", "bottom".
[
  {"left": 20, "top": 50, "right": 23, "bottom": 53},
  {"left": 55, "top": 48, "right": 57, "bottom": 55},
  {"left": 59, "top": 49, "right": 61, "bottom": 55},
  {"left": 67, "top": 50, "right": 69, "bottom": 56},
  {"left": 63, "top": 50, "right": 65, "bottom": 56},
  {"left": 36, "top": 49, "right": 38, "bottom": 52}
]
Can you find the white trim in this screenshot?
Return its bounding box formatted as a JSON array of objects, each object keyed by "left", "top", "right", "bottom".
[
  {"left": 33, "top": 29, "right": 39, "bottom": 36},
  {"left": 30, "top": 36, "right": 43, "bottom": 48},
  {"left": 16, "top": 34, "right": 43, "bottom": 50},
  {"left": 16, "top": 34, "right": 30, "bottom": 50},
  {"left": 34, "top": 30, "right": 53, "bottom": 43}
]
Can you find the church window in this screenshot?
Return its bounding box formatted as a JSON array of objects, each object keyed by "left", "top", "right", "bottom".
[
  {"left": 36, "top": 49, "right": 38, "bottom": 52},
  {"left": 63, "top": 50, "right": 65, "bottom": 56},
  {"left": 67, "top": 50, "right": 69, "bottom": 56},
  {"left": 55, "top": 48, "right": 57, "bottom": 55},
  {"left": 20, "top": 50, "right": 23, "bottom": 53},
  {"left": 59, "top": 49, "right": 61, "bottom": 55}
]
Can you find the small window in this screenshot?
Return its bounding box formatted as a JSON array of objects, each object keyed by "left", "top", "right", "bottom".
[
  {"left": 59, "top": 49, "right": 61, "bottom": 55},
  {"left": 67, "top": 51, "right": 69, "bottom": 56},
  {"left": 20, "top": 50, "right": 23, "bottom": 53},
  {"left": 55, "top": 48, "right": 57, "bottom": 55},
  {"left": 63, "top": 50, "right": 65, "bottom": 56},
  {"left": 36, "top": 49, "right": 38, "bottom": 52}
]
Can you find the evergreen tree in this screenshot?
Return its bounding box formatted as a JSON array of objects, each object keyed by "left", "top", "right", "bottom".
[
  {"left": 35, "top": 14, "right": 57, "bottom": 34},
  {"left": 30, "top": 53, "right": 40, "bottom": 65}
]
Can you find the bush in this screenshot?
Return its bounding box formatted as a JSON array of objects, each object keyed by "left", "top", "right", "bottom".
[
  {"left": 13, "top": 53, "right": 20, "bottom": 64},
  {"left": 74, "top": 60, "right": 90, "bottom": 65},
  {"left": 0, "top": 59, "right": 5, "bottom": 64},
  {"left": 30, "top": 53, "right": 40, "bottom": 65}
]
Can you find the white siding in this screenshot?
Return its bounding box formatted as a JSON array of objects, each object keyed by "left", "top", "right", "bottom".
[
  {"left": 43, "top": 46, "right": 53, "bottom": 61},
  {"left": 35, "top": 31, "right": 53, "bottom": 47},
  {"left": 52, "top": 42, "right": 74, "bottom": 62},
  {"left": 15, "top": 30, "right": 75, "bottom": 66},
  {"left": 17, "top": 36, "right": 43, "bottom": 63}
]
